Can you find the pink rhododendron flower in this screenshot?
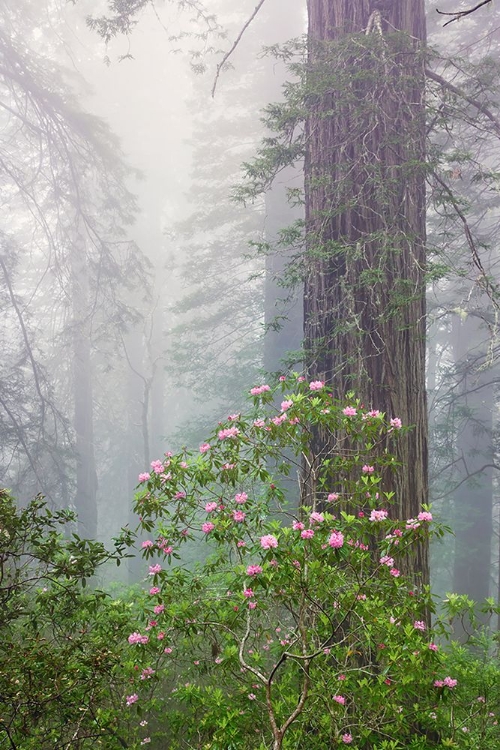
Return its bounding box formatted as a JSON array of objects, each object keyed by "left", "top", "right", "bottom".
[
  {"left": 140, "top": 667, "right": 155, "bottom": 680},
  {"left": 248, "top": 601, "right": 257, "bottom": 609},
  {"left": 232, "top": 510, "right": 246, "bottom": 522},
  {"left": 328, "top": 531, "right": 344, "bottom": 548},
  {"left": 148, "top": 564, "right": 162, "bottom": 575},
  {"left": 390, "top": 417, "right": 402, "bottom": 429},
  {"left": 253, "top": 418, "right": 266, "bottom": 428},
  {"left": 128, "top": 632, "right": 149, "bottom": 645},
  {"left": 227, "top": 413, "right": 240, "bottom": 421},
  {"left": 126, "top": 694, "right": 139, "bottom": 706},
  {"left": 309, "top": 380, "right": 325, "bottom": 390},
  {"left": 154, "top": 604, "right": 165, "bottom": 615},
  {"left": 218, "top": 426, "right": 240, "bottom": 440},
  {"left": 370, "top": 509, "right": 388, "bottom": 521},
  {"left": 343, "top": 406, "right": 357, "bottom": 416},
  {"left": 327, "top": 493, "right": 339, "bottom": 502},
  {"left": 260, "top": 534, "right": 278, "bottom": 549},
  {"left": 235, "top": 492, "right": 248, "bottom": 504},
  {"left": 243, "top": 588, "right": 254, "bottom": 598},
  {"left": 205, "top": 502, "right": 218, "bottom": 512},
  {"left": 390, "top": 568, "right": 400, "bottom": 577},
  {"left": 202, "top": 522, "right": 215, "bottom": 534},
  {"left": 406, "top": 518, "right": 421, "bottom": 529},
  {"left": 174, "top": 491, "right": 186, "bottom": 499},
  {"left": 149, "top": 587, "right": 160, "bottom": 595},
  {"left": 333, "top": 695, "right": 345, "bottom": 705},
  {"left": 248, "top": 693, "right": 256, "bottom": 700},
  {"left": 292, "top": 521, "right": 305, "bottom": 531},
  {"left": 434, "top": 677, "right": 456, "bottom": 688},
  {"left": 418, "top": 511, "right": 433, "bottom": 521},
  {"left": 250, "top": 384, "right": 270, "bottom": 395},
  {"left": 151, "top": 463, "right": 164, "bottom": 475},
  {"left": 246, "top": 565, "right": 263, "bottom": 576},
  {"left": 301, "top": 529, "right": 314, "bottom": 539},
  {"left": 428, "top": 643, "right": 439, "bottom": 651},
  {"left": 380, "top": 555, "right": 394, "bottom": 567},
  {"left": 272, "top": 414, "right": 287, "bottom": 426},
  {"left": 237, "top": 540, "right": 246, "bottom": 548},
  {"left": 414, "top": 621, "right": 426, "bottom": 631},
  {"left": 309, "top": 512, "right": 324, "bottom": 524},
  {"left": 164, "top": 647, "right": 173, "bottom": 654},
  {"left": 138, "top": 473, "right": 150, "bottom": 482},
  {"left": 362, "top": 464, "right": 375, "bottom": 474},
  {"left": 199, "top": 443, "right": 211, "bottom": 453},
  {"left": 281, "top": 400, "right": 293, "bottom": 411},
  {"left": 141, "top": 540, "right": 154, "bottom": 549},
  {"left": 342, "top": 734, "right": 353, "bottom": 744}
]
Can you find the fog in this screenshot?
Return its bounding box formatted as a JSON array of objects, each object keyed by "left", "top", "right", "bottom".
[{"left": 0, "top": 0, "right": 499, "bottom": 606}]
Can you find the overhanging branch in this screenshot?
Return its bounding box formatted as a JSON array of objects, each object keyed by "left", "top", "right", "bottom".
[{"left": 436, "top": 0, "right": 493, "bottom": 27}]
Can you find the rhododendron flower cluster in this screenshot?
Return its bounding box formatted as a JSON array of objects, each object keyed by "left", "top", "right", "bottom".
[
  {"left": 434, "top": 677, "right": 458, "bottom": 688},
  {"left": 250, "top": 384, "right": 271, "bottom": 396},
  {"left": 128, "top": 632, "right": 149, "bottom": 645},
  {"left": 260, "top": 534, "right": 278, "bottom": 550},
  {"left": 218, "top": 426, "right": 240, "bottom": 440},
  {"left": 309, "top": 380, "right": 325, "bottom": 390},
  {"left": 370, "top": 509, "right": 388, "bottom": 521}
]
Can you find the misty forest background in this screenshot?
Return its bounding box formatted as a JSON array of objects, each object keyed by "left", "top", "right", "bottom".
[{"left": 1, "top": 0, "right": 500, "bottom": 608}]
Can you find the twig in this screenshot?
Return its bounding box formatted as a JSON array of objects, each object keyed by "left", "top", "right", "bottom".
[
  {"left": 425, "top": 67, "right": 500, "bottom": 137},
  {"left": 431, "top": 170, "right": 500, "bottom": 309},
  {"left": 436, "top": 0, "right": 493, "bottom": 27},
  {"left": 212, "top": 0, "right": 267, "bottom": 97}
]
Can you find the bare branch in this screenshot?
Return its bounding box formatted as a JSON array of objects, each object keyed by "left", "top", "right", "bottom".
[
  {"left": 431, "top": 170, "right": 500, "bottom": 308},
  {"left": 436, "top": 0, "right": 493, "bottom": 27},
  {"left": 212, "top": 0, "right": 267, "bottom": 98},
  {"left": 425, "top": 67, "right": 500, "bottom": 137}
]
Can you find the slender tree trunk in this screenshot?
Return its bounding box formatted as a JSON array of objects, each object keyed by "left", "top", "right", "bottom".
[
  {"left": 304, "top": 0, "right": 428, "bottom": 583},
  {"left": 70, "top": 240, "right": 97, "bottom": 539},
  {"left": 262, "top": 1, "right": 305, "bottom": 374},
  {"left": 452, "top": 313, "right": 494, "bottom": 612}
]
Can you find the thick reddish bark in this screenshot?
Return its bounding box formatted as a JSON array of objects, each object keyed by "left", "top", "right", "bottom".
[{"left": 304, "top": 0, "right": 429, "bottom": 583}]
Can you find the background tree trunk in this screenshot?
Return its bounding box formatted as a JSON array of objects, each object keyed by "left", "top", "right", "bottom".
[
  {"left": 452, "top": 313, "right": 494, "bottom": 611},
  {"left": 70, "top": 238, "right": 97, "bottom": 539}
]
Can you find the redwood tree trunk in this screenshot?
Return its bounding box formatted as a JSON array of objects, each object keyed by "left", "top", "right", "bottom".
[{"left": 304, "top": 0, "right": 428, "bottom": 583}]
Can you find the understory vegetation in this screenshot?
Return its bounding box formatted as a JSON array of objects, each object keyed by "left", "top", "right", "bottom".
[{"left": 2, "top": 378, "right": 498, "bottom": 749}]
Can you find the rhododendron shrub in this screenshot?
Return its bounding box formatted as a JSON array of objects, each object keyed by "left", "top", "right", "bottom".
[
  {"left": 128, "top": 376, "right": 499, "bottom": 749},
  {"left": 0, "top": 490, "right": 142, "bottom": 749}
]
